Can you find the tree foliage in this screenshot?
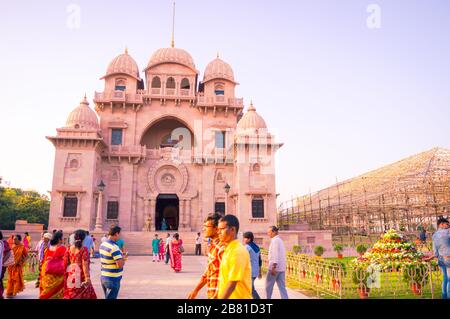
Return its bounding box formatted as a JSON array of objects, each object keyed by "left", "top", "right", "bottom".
[{"left": 0, "top": 186, "right": 49, "bottom": 230}]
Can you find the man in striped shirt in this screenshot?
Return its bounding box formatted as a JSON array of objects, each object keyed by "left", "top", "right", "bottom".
[
  {"left": 99, "top": 225, "right": 127, "bottom": 299},
  {"left": 188, "top": 213, "right": 225, "bottom": 299}
]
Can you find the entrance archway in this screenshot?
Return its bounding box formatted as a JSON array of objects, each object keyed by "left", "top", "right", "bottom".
[
  {"left": 155, "top": 194, "right": 179, "bottom": 231},
  {"left": 140, "top": 117, "right": 195, "bottom": 150}
]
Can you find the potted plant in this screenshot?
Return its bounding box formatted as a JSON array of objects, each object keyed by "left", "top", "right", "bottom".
[
  {"left": 351, "top": 263, "right": 370, "bottom": 299},
  {"left": 356, "top": 243, "right": 368, "bottom": 257},
  {"left": 402, "top": 262, "right": 429, "bottom": 295},
  {"left": 333, "top": 244, "right": 344, "bottom": 259},
  {"left": 314, "top": 245, "right": 325, "bottom": 257},
  {"left": 292, "top": 245, "right": 302, "bottom": 255}
]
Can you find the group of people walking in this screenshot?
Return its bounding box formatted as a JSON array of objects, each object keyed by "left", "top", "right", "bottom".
[
  {"left": 1, "top": 214, "right": 288, "bottom": 300},
  {"left": 187, "top": 213, "right": 289, "bottom": 299},
  {"left": 152, "top": 232, "right": 184, "bottom": 272}
]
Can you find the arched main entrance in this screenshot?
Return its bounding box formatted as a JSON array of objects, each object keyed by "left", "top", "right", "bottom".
[
  {"left": 140, "top": 117, "right": 195, "bottom": 150},
  {"left": 155, "top": 194, "right": 179, "bottom": 231}
]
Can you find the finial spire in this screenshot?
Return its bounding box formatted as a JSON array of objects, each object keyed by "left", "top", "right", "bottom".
[
  {"left": 171, "top": 1, "right": 176, "bottom": 48},
  {"left": 249, "top": 100, "right": 255, "bottom": 111},
  {"left": 81, "top": 93, "right": 88, "bottom": 105},
  {"left": 125, "top": 46, "right": 128, "bottom": 54},
  {"left": 217, "top": 51, "right": 220, "bottom": 58}
]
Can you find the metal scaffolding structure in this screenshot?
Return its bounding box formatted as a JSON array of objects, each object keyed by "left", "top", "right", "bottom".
[{"left": 278, "top": 148, "right": 450, "bottom": 236}]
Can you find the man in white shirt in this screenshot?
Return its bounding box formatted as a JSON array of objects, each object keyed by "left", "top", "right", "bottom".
[
  {"left": 266, "top": 226, "right": 288, "bottom": 299},
  {"left": 195, "top": 232, "right": 202, "bottom": 256},
  {"left": 165, "top": 233, "right": 172, "bottom": 264}
]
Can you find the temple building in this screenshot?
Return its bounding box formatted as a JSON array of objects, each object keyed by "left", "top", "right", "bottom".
[{"left": 46, "top": 45, "right": 284, "bottom": 251}]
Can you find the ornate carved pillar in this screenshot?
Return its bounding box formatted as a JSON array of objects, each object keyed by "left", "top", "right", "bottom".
[
  {"left": 186, "top": 199, "right": 191, "bottom": 231},
  {"left": 179, "top": 199, "right": 185, "bottom": 230},
  {"left": 149, "top": 199, "right": 156, "bottom": 231},
  {"left": 143, "top": 199, "right": 149, "bottom": 231}
]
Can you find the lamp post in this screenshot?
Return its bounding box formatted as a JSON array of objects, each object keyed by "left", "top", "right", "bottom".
[
  {"left": 224, "top": 183, "right": 230, "bottom": 215},
  {"left": 95, "top": 180, "right": 106, "bottom": 231}
]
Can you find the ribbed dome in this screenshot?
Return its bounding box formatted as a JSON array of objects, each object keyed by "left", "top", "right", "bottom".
[
  {"left": 203, "top": 57, "right": 235, "bottom": 83},
  {"left": 237, "top": 102, "right": 267, "bottom": 132},
  {"left": 102, "top": 49, "right": 140, "bottom": 80},
  {"left": 65, "top": 96, "right": 99, "bottom": 130},
  {"left": 147, "top": 47, "right": 196, "bottom": 72}
]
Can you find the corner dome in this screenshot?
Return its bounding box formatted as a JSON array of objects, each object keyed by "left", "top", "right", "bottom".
[
  {"left": 146, "top": 47, "right": 196, "bottom": 72},
  {"left": 203, "top": 57, "right": 236, "bottom": 83},
  {"left": 102, "top": 49, "right": 140, "bottom": 80},
  {"left": 237, "top": 102, "right": 267, "bottom": 133},
  {"left": 65, "top": 96, "right": 99, "bottom": 130}
]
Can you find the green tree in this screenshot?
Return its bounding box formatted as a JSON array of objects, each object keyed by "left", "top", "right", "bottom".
[{"left": 0, "top": 187, "right": 49, "bottom": 230}]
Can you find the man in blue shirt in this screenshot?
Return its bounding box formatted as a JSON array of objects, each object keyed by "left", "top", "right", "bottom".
[
  {"left": 425, "top": 217, "right": 450, "bottom": 299},
  {"left": 243, "top": 231, "right": 262, "bottom": 299},
  {"left": 83, "top": 231, "right": 94, "bottom": 256}
]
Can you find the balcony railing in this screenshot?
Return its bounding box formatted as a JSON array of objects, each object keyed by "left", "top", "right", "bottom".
[
  {"left": 197, "top": 96, "right": 243, "bottom": 107},
  {"left": 165, "top": 88, "right": 175, "bottom": 95},
  {"left": 94, "top": 91, "right": 143, "bottom": 104},
  {"left": 107, "top": 145, "right": 147, "bottom": 158}
]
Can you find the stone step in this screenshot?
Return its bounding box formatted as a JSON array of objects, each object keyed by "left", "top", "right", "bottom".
[{"left": 119, "top": 231, "right": 203, "bottom": 255}]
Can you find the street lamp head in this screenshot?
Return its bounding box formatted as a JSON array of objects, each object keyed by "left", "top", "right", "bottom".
[
  {"left": 98, "top": 180, "right": 106, "bottom": 192},
  {"left": 224, "top": 183, "right": 231, "bottom": 194}
]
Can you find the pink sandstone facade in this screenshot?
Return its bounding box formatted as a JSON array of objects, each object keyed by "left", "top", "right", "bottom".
[{"left": 46, "top": 46, "right": 283, "bottom": 251}]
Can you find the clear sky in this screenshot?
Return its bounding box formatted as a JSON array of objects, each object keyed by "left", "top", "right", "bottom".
[{"left": 0, "top": 0, "right": 449, "bottom": 205}]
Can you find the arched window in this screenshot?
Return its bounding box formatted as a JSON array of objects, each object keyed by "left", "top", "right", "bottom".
[
  {"left": 63, "top": 194, "right": 78, "bottom": 217},
  {"left": 115, "top": 78, "right": 126, "bottom": 91},
  {"left": 252, "top": 163, "right": 260, "bottom": 173},
  {"left": 151, "top": 76, "right": 161, "bottom": 88},
  {"left": 214, "top": 83, "right": 225, "bottom": 95},
  {"left": 251, "top": 196, "right": 264, "bottom": 218},
  {"left": 180, "top": 78, "right": 190, "bottom": 90},
  {"left": 166, "top": 77, "right": 176, "bottom": 89},
  {"left": 69, "top": 159, "right": 79, "bottom": 169}
]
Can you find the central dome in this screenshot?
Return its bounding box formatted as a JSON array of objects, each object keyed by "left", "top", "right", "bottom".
[
  {"left": 147, "top": 47, "right": 196, "bottom": 72},
  {"left": 203, "top": 57, "right": 236, "bottom": 83}
]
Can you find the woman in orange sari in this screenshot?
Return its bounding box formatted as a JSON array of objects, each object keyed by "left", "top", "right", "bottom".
[
  {"left": 169, "top": 233, "right": 183, "bottom": 272},
  {"left": 5, "top": 234, "right": 28, "bottom": 298},
  {"left": 63, "top": 230, "right": 97, "bottom": 299},
  {"left": 39, "top": 231, "right": 67, "bottom": 299}
]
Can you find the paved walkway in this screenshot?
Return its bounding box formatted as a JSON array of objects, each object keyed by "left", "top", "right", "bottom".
[{"left": 15, "top": 256, "right": 309, "bottom": 299}]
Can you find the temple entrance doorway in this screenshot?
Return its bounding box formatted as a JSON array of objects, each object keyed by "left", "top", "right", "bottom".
[{"left": 155, "top": 194, "right": 179, "bottom": 231}]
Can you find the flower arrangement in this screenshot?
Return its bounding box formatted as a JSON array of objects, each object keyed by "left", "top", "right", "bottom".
[{"left": 353, "top": 229, "right": 425, "bottom": 271}]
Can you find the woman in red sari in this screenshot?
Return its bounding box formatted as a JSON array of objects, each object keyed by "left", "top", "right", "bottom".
[
  {"left": 63, "top": 229, "right": 97, "bottom": 299},
  {"left": 40, "top": 231, "right": 67, "bottom": 299},
  {"left": 169, "top": 233, "right": 183, "bottom": 272}
]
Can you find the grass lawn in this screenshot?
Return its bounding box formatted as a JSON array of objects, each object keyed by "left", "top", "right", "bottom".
[{"left": 280, "top": 256, "right": 443, "bottom": 299}]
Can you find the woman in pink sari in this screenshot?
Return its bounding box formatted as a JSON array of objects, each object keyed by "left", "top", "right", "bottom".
[
  {"left": 158, "top": 238, "right": 165, "bottom": 261},
  {"left": 169, "top": 233, "right": 183, "bottom": 272}
]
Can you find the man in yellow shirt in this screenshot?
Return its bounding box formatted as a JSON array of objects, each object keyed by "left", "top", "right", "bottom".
[{"left": 217, "top": 215, "right": 252, "bottom": 299}]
